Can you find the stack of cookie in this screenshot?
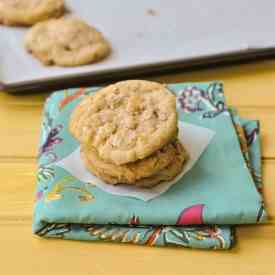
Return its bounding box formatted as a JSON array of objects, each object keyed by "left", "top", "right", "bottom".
[{"left": 70, "top": 80, "right": 188, "bottom": 188}]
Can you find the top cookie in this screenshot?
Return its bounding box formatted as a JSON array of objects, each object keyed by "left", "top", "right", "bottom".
[
  {"left": 25, "top": 17, "right": 111, "bottom": 66},
  {"left": 70, "top": 80, "right": 178, "bottom": 165},
  {"left": 0, "top": 0, "right": 64, "bottom": 26}
]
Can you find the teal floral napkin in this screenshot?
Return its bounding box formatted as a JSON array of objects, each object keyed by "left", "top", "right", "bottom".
[{"left": 33, "top": 82, "right": 266, "bottom": 249}]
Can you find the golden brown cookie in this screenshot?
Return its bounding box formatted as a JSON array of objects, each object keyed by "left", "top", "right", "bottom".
[
  {"left": 81, "top": 140, "right": 187, "bottom": 188},
  {"left": 81, "top": 138, "right": 178, "bottom": 184},
  {"left": 70, "top": 80, "right": 178, "bottom": 165},
  {"left": 24, "top": 17, "right": 110, "bottom": 66},
  {"left": 0, "top": 0, "right": 64, "bottom": 26},
  {"left": 135, "top": 141, "right": 188, "bottom": 187}
]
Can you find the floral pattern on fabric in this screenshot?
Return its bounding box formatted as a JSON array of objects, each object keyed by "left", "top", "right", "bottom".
[
  {"left": 36, "top": 223, "right": 231, "bottom": 250},
  {"left": 231, "top": 112, "right": 266, "bottom": 223},
  {"left": 39, "top": 125, "right": 63, "bottom": 156},
  {"left": 177, "top": 82, "right": 228, "bottom": 118},
  {"left": 176, "top": 204, "right": 205, "bottom": 225},
  {"left": 33, "top": 82, "right": 266, "bottom": 250},
  {"left": 44, "top": 176, "right": 94, "bottom": 203}
]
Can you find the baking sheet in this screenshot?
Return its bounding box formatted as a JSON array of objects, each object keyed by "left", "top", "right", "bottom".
[{"left": 1, "top": 0, "right": 275, "bottom": 91}]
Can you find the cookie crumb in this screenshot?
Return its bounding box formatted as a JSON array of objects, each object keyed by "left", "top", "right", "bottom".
[{"left": 147, "top": 9, "right": 158, "bottom": 16}]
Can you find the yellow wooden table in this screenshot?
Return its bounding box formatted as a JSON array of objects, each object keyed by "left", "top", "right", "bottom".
[{"left": 1, "top": 60, "right": 275, "bottom": 275}]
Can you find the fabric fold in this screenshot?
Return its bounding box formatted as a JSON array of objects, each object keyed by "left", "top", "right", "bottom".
[{"left": 33, "top": 82, "right": 267, "bottom": 249}]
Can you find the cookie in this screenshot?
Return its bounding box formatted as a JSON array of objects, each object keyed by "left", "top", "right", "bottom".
[
  {"left": 81, "top": 138, "right": 178, "bottom": 184},
  {"left": 24, "top": 17, "right": 110, "bottom": 66},
  {"left": 135, "top": 141, "right": 188, "bottom": 187},
  {"left": 81, "top": 140, "right": 187, "bottom": 188},
  {"left": 0, "top": 0, "right": 64, "bottom": 26},
  {"left": 70, "top": 80, "right": 178, "bottom": 165}
]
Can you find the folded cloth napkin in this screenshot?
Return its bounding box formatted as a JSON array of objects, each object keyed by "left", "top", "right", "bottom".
[{"left": 33, "top": 82, "right": 267, "bottom": 249}]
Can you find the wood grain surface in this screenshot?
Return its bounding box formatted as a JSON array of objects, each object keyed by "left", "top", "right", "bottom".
[{"left": 1, "top": 59, "right": 274, "bottom": 275}]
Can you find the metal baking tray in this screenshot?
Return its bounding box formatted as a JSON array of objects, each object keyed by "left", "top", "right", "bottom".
[{"left": 1, "top": 0, "right": 275, "bottom": 93}]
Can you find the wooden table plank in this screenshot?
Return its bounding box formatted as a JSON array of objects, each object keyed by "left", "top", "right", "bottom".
[
  {"left": 1, "top": 60, "right": 275, "bottom": 275},
  {"left": 0, "top": 160, "right": 36, "bottom": 221},
  {"left": 0, "top": 92, "right": 48, "bottom": 106},
  {"left": 0, "top": 104, "right": 42, "bottom": 158},
  {"left": 0, "top": 223, "right": 274, "bottom": 275}
]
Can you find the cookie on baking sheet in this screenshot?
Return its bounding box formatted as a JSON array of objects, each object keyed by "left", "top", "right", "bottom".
[
  {"left": 81, "top": 138, "right": 178, "bottom": 184},
  {"left": 81, "top": 140, "right": 187, "bottom": 188},
  {"left": 70, "top": 80, "right": 178, "bottom": 165},
  {"left": 0, "top": 0, "right": 64, "bottom": 26},
  {"left": 24, "top": 17, "right": 111, "bottom": 66}
]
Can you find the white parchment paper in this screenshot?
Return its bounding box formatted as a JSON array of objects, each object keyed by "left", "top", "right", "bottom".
[{"left": 56, "top": 122, "right": 215, "bottom": 201}]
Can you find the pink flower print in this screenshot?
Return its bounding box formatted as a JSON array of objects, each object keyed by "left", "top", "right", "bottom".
[
  {"left": 36, "top": 191, "right": 44, "bottom": 201},
  {"left": 176, "top": 204, "right": 205, "bottom": 225}
]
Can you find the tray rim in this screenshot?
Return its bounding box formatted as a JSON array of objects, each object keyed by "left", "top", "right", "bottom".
[{"left": 2, "top": 48, "right": 275, "bottom": 93}]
